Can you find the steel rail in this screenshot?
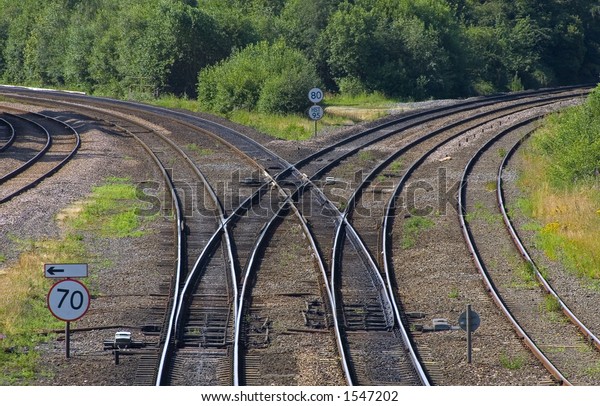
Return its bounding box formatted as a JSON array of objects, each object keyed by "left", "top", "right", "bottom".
[
  {"left": 190, "top": 86, "right": 588, "bottom": 384},
  {"left": 377, "top": 97, "right": 586, "bottom": 386},
  {"left": 0, "top": 112, "right": 52, "bottom": 184},
  {"left": 0, "top": 111, "right": 81, "bottom": 204},
  {"left": 98, "top": 118, "right": 231, "bottom": 386},
  {"left": 293, "top": 85, "right": 595, "bottom": 170},
  {"left": 0, "top": 117, "right": 15, "bottom": 152},
  {"left": 233, "top": 172, "right": 353, "bottom": 385},
  {"left": 124, "top": 128, "right": 184, "bottom": 387},
  {"left": 458, "top": 116, "right": 571, "bottom": 386},
  {"left": 498, "top": 132, "right": 600, "bottom": 352},
  {"left": 0, "top": 85, "right": 592, "bottom": 384}
]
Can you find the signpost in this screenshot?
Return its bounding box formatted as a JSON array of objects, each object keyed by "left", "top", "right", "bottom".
[
  {"left": 45, "top": 264, "right": 90, "bottom": 358},
  {"left": 458, "top": 305, "right": 480, "bottom": 363},
  {"left": 307, "top": 87, "right": 324, "bottom": 137}
]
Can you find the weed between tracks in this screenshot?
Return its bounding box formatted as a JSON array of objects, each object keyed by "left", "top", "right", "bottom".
[
  {"left": 401, "top": 215, "right": 435, "bottom": 249},
  {"left": 499, "top": 352, "right": 526, "bottom": 370}
]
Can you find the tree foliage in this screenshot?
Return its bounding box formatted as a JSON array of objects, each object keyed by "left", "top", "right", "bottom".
[
  {"left": 532, "top": 85, "right": 600, "bottom": 187},
  {"left": 198, "top": 40, "right": 320, "bottom": 114},
  {"left": 1, "top": 0, "right": 599, "bottom": 111}
]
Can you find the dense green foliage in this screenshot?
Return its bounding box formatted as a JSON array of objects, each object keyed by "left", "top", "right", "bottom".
[
  {"left": 531, "top": 86, "right": 600, "bottom": 187},
  {"left": 1, "top": 0, "right": 599, "bottom": 112},
  {"left": 198, "top": 40, "right": 320, "bottom": 113}
]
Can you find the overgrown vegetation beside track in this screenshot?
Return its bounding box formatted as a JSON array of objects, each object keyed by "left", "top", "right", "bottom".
[
  {"left": 154, "top": 91, "right": 396, "bottom": 140},
  {"left": 0, "top": 177, "right": 154, "bottom": 383},
  {"left": 516, "top": 86, "right": 600, "bottom": 283}
]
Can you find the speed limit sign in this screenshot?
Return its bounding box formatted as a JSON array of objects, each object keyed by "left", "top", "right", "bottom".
[
  {"left": 47, "top": 279, "right": 90, "bottom": 322},
  {"left": 308, "top": 87, "right": 324, "bottom": 103},
  {"left": 308, "top": 105, "right": 324, "bottom": 121}
]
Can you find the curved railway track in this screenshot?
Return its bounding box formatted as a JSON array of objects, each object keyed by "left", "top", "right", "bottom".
[
  {"left": 0, "top": 108, "right": 81, "bottom": 204},
  {"left": 458, "top": 117, "right": 600, "bottom": 385},
  {"left": 0, "top": 85, "right": 596, "bottom": 386}
]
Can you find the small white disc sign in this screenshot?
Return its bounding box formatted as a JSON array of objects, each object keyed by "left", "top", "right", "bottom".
[
  {"left": 308, "top": 105, "right": 324, "bottom": 121},
  {"left": 308, "top": 87, "right": 324, "bottom": 103}
]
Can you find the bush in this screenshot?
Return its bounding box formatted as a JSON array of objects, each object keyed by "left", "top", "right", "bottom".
[
  {"left": 198, "top": 40, "right": 321, "bottom": 114},
  {"left": 532, "top": 86, "right": 600, "bottom": 187}
]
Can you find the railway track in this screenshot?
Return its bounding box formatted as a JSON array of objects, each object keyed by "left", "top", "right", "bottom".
[
  {"left": 0, "top": 85, "right": 596, "bottom": 386},
  {"left": 459, "top": 117, "right": 600, "bottom": 385},
  {"left": 0, "top": 108, "right": 81, "bottom": 203},
  {"left": 369, "top": 92, "right": 589, "bottom": 384}
]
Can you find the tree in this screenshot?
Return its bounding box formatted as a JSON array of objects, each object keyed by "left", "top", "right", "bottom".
[{"left": 197, "top": 40, "right": 321, "bottom": 114}]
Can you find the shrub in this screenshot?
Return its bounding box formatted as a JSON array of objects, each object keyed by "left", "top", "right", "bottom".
[
  {"left": 532, "top": 86, "right": 600, "bottom": 188},
  {"left": 198, "top": 40, "right": 321, "bottom": 114}
]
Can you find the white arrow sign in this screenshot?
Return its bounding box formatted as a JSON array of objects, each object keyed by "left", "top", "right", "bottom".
[
  {"left": 44, "top": 263, "right": 88, "bottom": 278},
  {"left": 47, "top": 279, "right": 90, "bottom": 322}
]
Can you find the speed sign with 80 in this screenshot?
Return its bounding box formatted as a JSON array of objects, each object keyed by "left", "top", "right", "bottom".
[
  {"left": 308, "top": 87, "right": 324, "bottom": 104},
  {"left": 47, "top": 279, "right": 90, "bottom": 321}
]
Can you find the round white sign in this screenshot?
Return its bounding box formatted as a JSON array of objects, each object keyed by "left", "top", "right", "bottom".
[
  {"left": 308, "top": 87, "right": 324, "bottom": 103},
  {"left": 308, "top": 105, "right": 324, "bottom": 121},
  {"left": 47, "top": 279, "right": 90, "bottom": 321}
]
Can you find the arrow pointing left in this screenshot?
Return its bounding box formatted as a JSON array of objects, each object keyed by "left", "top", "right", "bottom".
[
  {"left": 44, "top": 264, "right": 88, "bottom": 279},
  {"left": 46, "top": 266, "right": 65, "bottom": 276}
]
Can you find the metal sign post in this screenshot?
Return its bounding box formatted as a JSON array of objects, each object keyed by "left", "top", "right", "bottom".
[
  {"left": 458, "top": 304, "right": 480, "bottom": 364},
  {"left": 307, "top": 88, "right": 324, "bottom": 137}
]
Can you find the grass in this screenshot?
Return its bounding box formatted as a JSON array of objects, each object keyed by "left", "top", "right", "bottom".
[
  {"left": 543, "top": 294, "right": 561, "bottom": 313},
  {"left": 585, "top": 362, "right": 600, "bottom": 377},
  {"left": 402, "top": 215, "right": 435, "bottom": 249},
  {"left": 0, "top": 176, "right": 157, "bottom": 383},
  {"left": 66, "top": 177, "right": 153, "bottom": 238},
  {"left": 388, "top": 160, "right": 403, "bottom": 175},
  {"left": 517, "top": 146, "right": 600, "bottom": 281},
  {"left": 464, "top": 201, "right": 503, "bottom": 225},
  {"left": 448, "top": 288, "right": 459, "bottom": 299},
  {"left": 513, "top": 90, "right": 600, "bottom": 282},
  {"left": 151, "top": 92, "right": 397, "bottom": 141},
  {"left": 0, "top": 234, "right": 85, "bottom": 384},
  {"left": 499, "top": 352, "right": 526, "bottom": 370},
  {"left": 185, "top": 143, "right": 213, "bottom": 156}
]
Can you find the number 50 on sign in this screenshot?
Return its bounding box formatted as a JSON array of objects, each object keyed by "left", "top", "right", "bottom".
[{"left": 47, "top": 279, "right": 90, "bottom": 322}]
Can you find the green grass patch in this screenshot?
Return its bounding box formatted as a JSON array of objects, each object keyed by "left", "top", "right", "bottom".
[
  {"left": 0, "top": 234, "right": 87, "bottom": 384},
  {"left": 464, "top": 202, "right": 503, "bottom": 225},
  {"left": 229, "top": 109, "right": 358, "bottom": 141},
  {"left": 388, "top": 160, "right": 403, "bottom": 175},
  {"left": 514, "top": 88, "right": 600, "bottom": 282},
  {"left": 402, "top": 216, "right": 435, "bottom": 249},
  {"left": 68, "top": 177, "right": 151, "bottom": 238},
  {"left": 151, "top": 93, "right": 393, "bottom": 141},
  {"left": 499, "top": 352, "right": 526, "bottom": 370},
  {"left": 585, "top": 362, "right": 600, "bottom": 377},
  {"left": 543, "top": 294, "right": 561, "bottom": 313},
  {"left": 185, "top": 144, "right": 213, "bottom": 156},
  {"left": 325, "top": 91, "right": 396, "bottom": 108},
  {"left": 152, "top": 94, "right": 202, "bottom": 112}
]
